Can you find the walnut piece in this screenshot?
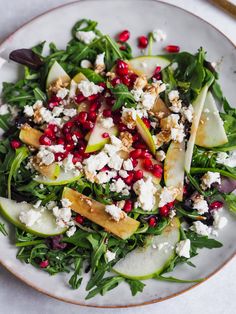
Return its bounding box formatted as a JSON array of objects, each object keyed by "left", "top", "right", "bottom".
[{"left": 120, "top": 131, "right": 133, "bottom": 149}]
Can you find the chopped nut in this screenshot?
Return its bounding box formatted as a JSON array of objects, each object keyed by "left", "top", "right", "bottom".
[
  {"left": 133, "top": 75, "right": 148, "bottom": 90},
  {"left": 121, "top": 109, "right": 136, "bottom": 129},
  {"left": 106, "top": 71, "right": 116, "bottom": 80},
  {"left": 155, "top": 130, "right": 171, "bottom": 148},
  {"left": 95, "top": 64, "right": 105, "bottom": 74},
  {"left": 48, "top": 78, "right": 69, "bottom": 94},
  {"left": 120, "top": 131, "right": 133, "bottom": 149}
]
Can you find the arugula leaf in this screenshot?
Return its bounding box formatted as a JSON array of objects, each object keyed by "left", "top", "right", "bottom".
[
  {"left": 8, "top": 147, "right": 29, "bottom": 198},
  {"left": 224, "top": 193, "right": 236, "bottom": 213},
  {"left": 69, "top": 257, "right": 83, "bottom": 289},
  {"left": 110, "top": 84, "right": 136, "bottom": 111},
  {"left": 186, "top": 231, "right": 223, "bottom": 249},
  {"left": 190, "top": 167, "right": 236, "bottom": 180},
  {"left": 126, "top": 279, "right": 146, "bottom": 296},
  {"left": 0, "top": 222, "right": 8, "bottom": 236},
  {"left": 211, "top": 81, "right": 235, "bottom": 117},
  {"left": 0, "top": 114, "right": 11, "bottom": 132},
  {"left": 154, "top": 275, "right": 204, "bottom": 283}
]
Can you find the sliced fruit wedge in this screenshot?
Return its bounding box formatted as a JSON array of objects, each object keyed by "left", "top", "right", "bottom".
[
  {"left": 136, "top": 115, "right": 156, "bottom": 155},
  {"left": 0, "top": 197, "right": 66, "bottom": 237},
  {"left": 85, "top": 115, "right": 118, "bottom": 153},
  {"left": 152, "top": 97, "right": 171, "bottom": 118},
  {"left": 33, "top": 161, "right": 60, "bottom": 181},
  {"left": 137, "top": 159, "right": 162, "bottom": 185},
  {"left": 113, "top": 217, "right": 180, "bottom": 279},
  {"left": 46, "top": 60, "right": 70, "bottom": 90},
  {"left": 19, "top": 124, "right": 42, "bottom": 149},
  {"left": 128, "top": 56, "right": 171, "bottom": 78},
  {"left": 72, "top": 72, "right": 88, "bottom": 84},
  {"left": 63, "top": 187, "right": 140, "bottom": 240},
  {"left": 185, "top": 82, "right": 212, "bottom": 172},
  {"left": 35, "top": 169, "right": 81, "bottom": 185},
  {"left": 195, "top": 92, "right": 228, "bottom": 148},
  {"left": 164, "top": 141, "right": 185, "bottom": 201}
]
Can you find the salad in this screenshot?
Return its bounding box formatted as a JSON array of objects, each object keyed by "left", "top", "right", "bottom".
[{"left": 0, "top": 19, "right": 235, "bottom": 300}]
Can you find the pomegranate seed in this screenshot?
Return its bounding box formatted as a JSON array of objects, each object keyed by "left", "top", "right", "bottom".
[
  {"left": 133, "top": 142, "right": 147, "bottom": 149},
  {"left": 100, "top": 166, "right": 110, "bottom": 172},
  {"left": 149, "top": 217, "right": 157, "bottom": 227},
  {"left": 72, "top": 155, "right": 83, "bottom": 164},
  {"left": 142, "top": 118, "right": 151, "bottom": 129},
  {"left": 57, "top": 138, "right": 65, "bottom": 145},
  {"left": 75, "top": 214, "right": 84, "bottom": 224},
  {"left": 131, "top": 158, "right": 138, "bottom": 168},
  {"left": 82, "top": 152, "right": 90, "bottom": 159},
  {"left": 152, "top": 164, "right": 163, "bottom": 178},
  {"left": 111, "top": 77, "right": 121, "bottom": 86},
  {"left": 77, "top": 111, "right": 88, "bottom": 124},
  {"left": 102, "top": 132, "right": 110, "bottom": 138},
  {"left": 140, "top": 150, "right": 152, "bottom": 159},
  {"left": 143, "top": 158, "right": 153, "bottom": 171},
  {"left": 138, "top": 36, "right": 148, "bottom": 49},
  {"left": 63, "top": 121, "right": 73, "bottom": 134},
  {"left": 88, "top": 111, "right": 97, "bottom": 121},
  {"left": 88, "top": 94, "right": 99, "bottom": 101},
  {"left": 89, "top": 102, "right": 99, "bottom": 112},
  {"left": 72, "top": 131, "right": 83, "bottom": 140},
  {"left": 124, "top": 173, "right": 134, "bottom": 185},
  {"left": 64, "top": 142, "right": 75, "bottom": 151},
  {"left": 159, "top": 205, "right": 169, "bottom": 217},
  {"left": 65, "top": 133, "right": 72, "bottom": 142},
  {"left": 153, "top": 73, "right": 161, "bottom": 80},
  {"left": 132, "top": 134, "right": 140, "bottom": 142},
  {"left": 83, "top": 121, "right": 94, "bottom": 130},
  {"left": 121, "top": 75, "right": 131, "bottom": 86},
  {"left": 118, "top": 30, "right": 130, "bottom": 42},
  {"left": 39, "top": 260, "right": 49, "bottom": 268},
  {"left": 119, "top": 45, "right": 126, "bottom": 51},
  {"left": 165, "top": 45, "right": 180, "bottom": 53},
  {"left": 129, "top": 73, "right": 138, "bottom": 84},
  {"left": 106, "top": 97, "right": 115, "bottom": 107},
  {"left": 78, "top": 145, "right": 86, "bottom": 154},
  {"left": 116, "top": 59, "right": 129, "bottom": 76},
  {"left": 99, "top": 82, "right": 106, "bottom": 89},
  {"left": 129, "top": 149, "right": 142, "bottom": 159},
  {"left": 183, "top": 185, "right": 188, "bottom": 195},
  {"left": 103, "top": 109, "right": 112, "bottom": 117},
  {"left": 123, "top": 200, "right": 133, "bottom": 213},
  {"left": 168, "top": 201, "right": 175, "bottom": 209},
  {"left": 118, "top": 123, "right": 128, "bottom": 132},
  {"left": 10, "top": 139, "right": 21, "bottom": 149},
  {"left": 48, "top": 124, "right": 58, "bottom": 133},
  {"left": 54, "top": 152, "right": 66, "bottom": 161},
  {"left": 47, "top": 96, "right": 61, "bottom": 110},
  {"left": 75, "top": 93, "right": 86, "bottom": 103},
  {"left": 209, "top": 201, "right": 223, "bottom": 210},
  {"left": 39, "top": 135, "right": 52, "bottom": 146},
  {"left": 154, "top": 66, "right": 161, "bottom": 75},
  {"left": 133, "top": 170, "right": 144, "bottom": 181}
]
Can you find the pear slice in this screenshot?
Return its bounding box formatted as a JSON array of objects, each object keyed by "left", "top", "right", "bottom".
[
  {"left": 33, "top": 160, "right": 60, "bottom": 181},
  {"left": 0, "top": 197, "right": 66, "bottom": 237},
  {"left": 46, "top": 60, "right": 70, "bottom": 90},
  {"left": 136, "top": 115, "right": 156, "bottom": 155},
  {"left": 185, "top": 83, "right": 211, "bottom": 172},
  {"left": 19, "top": 124, "right": 42, "bottom": 149},
  {"left": 72, "top": 72, "right": 88, "bottom": 84},
  {"left": 128, "top": 56, "right": 171, "bottom": 78},
  {"left": 152, "top": 97, "right": 171, "bottom": 118},
  {"left": 34, "top": 169, "right": 81, "bottom": 185},
  {"left": 164, "top": 141, "right": 185, "bottom": 201},
  {"left": 113, "top": 218, "right": 180, "bottom": 279},
  {"left": 195, "top": 92, "right": 228, "bottom": 148},
  {"left": 63, "top": 187, "right": 140, "bottom": 240}
]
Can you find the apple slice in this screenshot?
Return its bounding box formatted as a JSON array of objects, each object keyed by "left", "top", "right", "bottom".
[
  {"left": 34, "top": 169, "right": 81, "bottom": 185},
  {"left": 85, "top": 118, "right": 118, "bottom": 153},
  {"left": 0, "top": 197, "right": 66, "bottom": 237},
  {"left": 46, "top": 60, "right": 70, "bottom": 90},
  {"left": 19, "top": 124, "right": 42, "bottom": 149},
  {"left": 136, "top": 115, "right": 156, "bottom": 155},
  {"left": 152, "top": 97, "right": 171, "bottom": 118},
  {"left": 185, "top": 83, "right": 211, "bottom": 172},
  {"left": 195, "top": 92, "right": 228, "bottom": 148},
  {"left": 113, "top": 217, "right": 180, "bottom": 279},
  {"left": 63, "top": 187, "right": 140, "bottom": 240},
  {"left": 128, "top": 56, "right": 171, "bottom": 78},
  {"left": 164, "top": 141, "right": 185, "bottom": 201}
]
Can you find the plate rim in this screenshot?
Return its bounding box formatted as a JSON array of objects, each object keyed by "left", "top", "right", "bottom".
[{"left": 0, "top": 0, "right": 235, "bottom": 308}]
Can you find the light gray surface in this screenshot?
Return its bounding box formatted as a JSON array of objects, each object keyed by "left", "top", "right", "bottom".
[{"left": 0, "top": 0, "right": 235, "bottom": 313}]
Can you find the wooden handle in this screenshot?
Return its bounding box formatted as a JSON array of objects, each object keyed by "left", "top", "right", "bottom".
[{"left": 210, "top": 0, "right": 236, "bottom": 18}]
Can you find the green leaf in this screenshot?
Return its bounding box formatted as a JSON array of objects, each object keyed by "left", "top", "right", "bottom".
[
  {"left": 8, "top": 147, "right": 29, "bottom": 198},
  {"left": 0, "top": 114, "right": 11, "bottom": 131},
  {"left": 110, "top": 84, "right": 136, "bottom": 111},
  {"left": 0, "top": 222, "right": 8, "bottom": 236},
  {"left": 190, "top": 167, "right": 236, "bottom": 180},
  {"left": 33, "top": 87, "right": 47, "bottom": 101},
  {"left": 186, "top": 231, "right": 223, "bottom": 249},
  {"left": 224, "top": 193, "right": 236, "bottom": 213},
  {"left": 154, "top": 275, "right": 204, "bottom": 283},
  {"left": 126, "top": 279, "right": 146, "bottom": 296},
  {"left": 69, "top": 257, "right": 83, "bottom": 289},
  {"left": 76, "top": 68, "right": 105, "bottom": 83},
  {"left": 86, "top": 264, "right": 108, "bottom": 291}
]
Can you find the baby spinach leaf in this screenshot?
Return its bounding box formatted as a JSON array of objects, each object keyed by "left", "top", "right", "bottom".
[{"left": 76, "top": 68, "right": 105, "bottom": 83}]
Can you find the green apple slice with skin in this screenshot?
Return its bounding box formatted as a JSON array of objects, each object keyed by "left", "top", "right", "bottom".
[
  {"left": 185, "top": 79, "right": 213, "bottom": 172},
  {"left": 128, "top": 56, "right": 171, "bottom": 78},
  {"left": 113, "top": 217, "right": 180, "bottom": 279},
  {"left": 0, "top": 197, "right": 66, "bottom": 237},
  {"left": 164, "top": 141, "right": 185, "bottom": 201},
  {"left": 195, "top": 92, "right": 228, "bottom": 148},
  {"left": 136, "top": 115, "right": 156, "bottom": 155},
  {"left": 46, "top": 60, "right": 70, "bottom": 90},
  {"left": 34, "top": 169, "right": 81, "bottom": 185}
]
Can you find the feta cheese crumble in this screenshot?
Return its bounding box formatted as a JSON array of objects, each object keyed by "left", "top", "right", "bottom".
[
  {"left": 75, "top": 30, "right": 97, "bottom": 44},
  {"left": 216, "top": 151, "right": 236, "bottom": 168},
  {"left": 123, "top": 159, "right": 133, "bottom": 171},
  {"left": 105, "top": 250, "right": 116, "bottom": 262},
  {"left": 192, "top": 194, "right": 209, "bottom": 215},
  {"left": 0, "top": 104, "right": 9, "bottom": 115},
  {"left": 176, "top": 239, "right": 191, "bottom": 258},
  {"left": 77, "top": 80, "right": 104, "bottom": 97},
  {"left": 100, "top": 117, "right": 114, "bottom": 129},
  {"left": 152, "top": 29, "right": 167, "bottom": 42},
  {"left": 19, "top": 209, "right": 41, "bottom": 227},
  {"left": 24, "top": 105, "right": 34, "bottom": 117},
  {"left": 190, "top": 221, "right": 211, "bottom": 236},
  {"left": 158, "top": 186, "right": 179, "bottom": 207},
  {"left": 80, "top": 59, "right": 92, "bottom": 68},
  {"left": 201, "top": 171, "right": 221, "bottom": 190},
  {"left": 133, "top": 177, "right": 157, "bottom": 211},
  {"left": 105, "top": 204, "right": 126, "bottom": 222},
  {"left": 181, "top": 105, "right": 194, "bottom": 123},
  {"left": 213, "top": 211, "right": 228, "bottom": 230}
]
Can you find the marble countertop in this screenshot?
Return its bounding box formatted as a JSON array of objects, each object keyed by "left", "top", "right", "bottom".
[{"left": 0, "top": 0, "right": 235, "bottom": 313}]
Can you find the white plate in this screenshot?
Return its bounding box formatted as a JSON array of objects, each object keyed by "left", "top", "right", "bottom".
[{"left": 0, "top": 0, "right": 235, "bottom": 308}]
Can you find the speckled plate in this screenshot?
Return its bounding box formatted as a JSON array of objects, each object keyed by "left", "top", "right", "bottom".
[{"left": 0, "top": 0, "right": 235, "bottom": 308}]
